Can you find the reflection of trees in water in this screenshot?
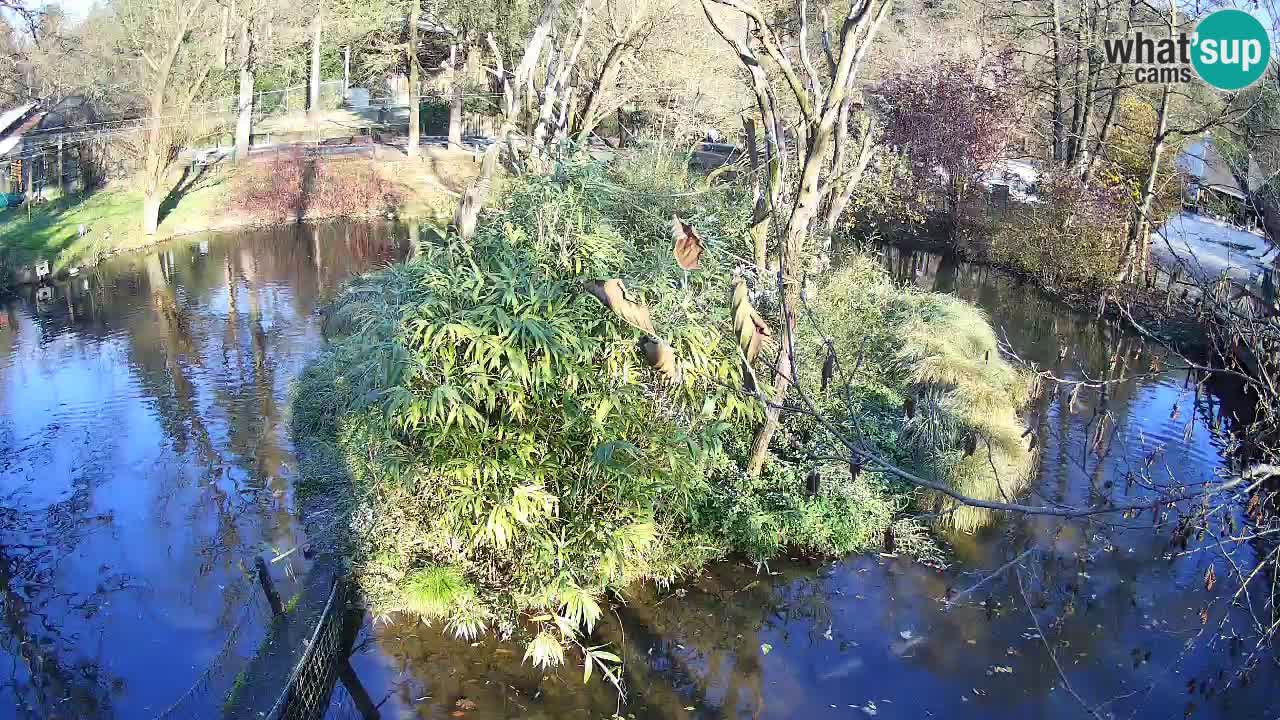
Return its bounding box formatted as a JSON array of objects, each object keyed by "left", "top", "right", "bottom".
[
  {"left": 0, "top": 220, "right": 410, "bottom": 717},
  {"left": 357, "top": 560, "right": 842, "bottom": 720},
  {"left": 0, "top": 495, "right": 120, "bottom": 718}
]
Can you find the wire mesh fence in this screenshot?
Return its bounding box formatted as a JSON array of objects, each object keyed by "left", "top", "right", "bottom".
[
  {"left": 252, "top": 81, "right": 347, "bottom": 117},
  {"left": 265, "top": 577, "right": 352, "bottom": 720}
]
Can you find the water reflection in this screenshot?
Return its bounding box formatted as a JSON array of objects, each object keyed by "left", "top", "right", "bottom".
[
  {"left": 0, "top": 221, "right": 407, "bottom": 718},
  {"left": 330, "top": 247, "right": 1278, "bottom": 720}
]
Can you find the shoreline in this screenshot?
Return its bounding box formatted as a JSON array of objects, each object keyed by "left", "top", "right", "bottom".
[
  {"left": 879, "top": 235, "right": 1212, "bottom": 356},
  {"left": 2, "top": 207, "right": 419, "bottom": 288},
  {"left": 0, "top": 146, "right": 480, "bottom": 290}
]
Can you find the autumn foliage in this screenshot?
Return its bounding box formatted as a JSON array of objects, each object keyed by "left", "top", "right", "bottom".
[
  {"left": 230, "top": 152, "right": 406, "bottom": 224},
  {"left": 877, "top": 55, "right": 1023, "bottom": 226}
]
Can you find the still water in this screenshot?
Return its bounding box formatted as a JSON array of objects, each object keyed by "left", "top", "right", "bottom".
[
  {"left": 0, "top": 222, "right": 409, "bottom": 718},
  {"left": 1, "top": 229, "right": 1276, "bottom": 719}
]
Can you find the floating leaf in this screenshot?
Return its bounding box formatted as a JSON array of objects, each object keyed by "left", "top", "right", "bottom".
[
  {"left": 760, "top": 643, "right": 773, "bottom": 655},
  {"left": 585, "top": 279, "right": 655, "bottom": 334},
  {"left": 1204, "top": 564, "right": 1216, "bottom": 593},
  {"left": 671, "top": 215, "right": 705, "bottom": 271},
  {"left": 639, "top": 336, "right": 681, "bottom": 384}
]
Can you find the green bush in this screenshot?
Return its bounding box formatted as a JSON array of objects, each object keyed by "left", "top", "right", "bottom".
[
  {"left": 787, "top": 256, "right": 1037, "bottom": 532},
  {"left": 293, "top": 152, "right": 1028, "bottom": 673}
]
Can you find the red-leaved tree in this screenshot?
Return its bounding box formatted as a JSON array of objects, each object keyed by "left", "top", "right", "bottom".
[{"left": 877, "top": 54, "right": 1022, "bottom": 229}]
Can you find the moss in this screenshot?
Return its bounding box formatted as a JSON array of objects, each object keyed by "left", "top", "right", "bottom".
[{"left": 223, "top": 670, "right": 248, "bottom": 711}]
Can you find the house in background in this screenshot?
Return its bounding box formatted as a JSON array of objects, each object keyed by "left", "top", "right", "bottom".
[
  {"left": 0, "top": 98, "right": 98, "bottom": 205},
  {"left": 1177, "top": 137, "right": 1263, "bottom": 228},
  {"left": 0, "top": 102, "right": 39, "bottom": 204}
]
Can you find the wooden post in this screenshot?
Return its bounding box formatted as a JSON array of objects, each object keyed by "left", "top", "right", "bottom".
[
  {"left": 56, "top": 135, "right": 64, "bottom": 196},
  {"left": 255, "top": 555, "right": 285, "bottom": 615}
]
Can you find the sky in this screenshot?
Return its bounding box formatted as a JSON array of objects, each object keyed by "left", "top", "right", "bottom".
[{"left": 43, "top": 0, "right": 93, "bottom": 21}]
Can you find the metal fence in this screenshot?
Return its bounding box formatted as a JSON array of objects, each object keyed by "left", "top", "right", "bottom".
[
  {"left": 265, "top": 577, "right": 352, "bottom": 720},
  {"left": 252, "top": 81, "right": 347, "bottom": 117},
  {"left": 150, "top": 581, "right": 274, "bottom": 720}
]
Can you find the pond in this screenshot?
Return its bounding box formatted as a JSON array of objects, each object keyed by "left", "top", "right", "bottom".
[
  {"left": 0, "top": 221, "right": 410, "bottom": 718},
  {"left": 1, "top": 228, "right": 1276, "bottom": 719}
]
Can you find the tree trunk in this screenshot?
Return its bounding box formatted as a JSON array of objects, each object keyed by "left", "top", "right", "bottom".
[
  {"left": 574, "top": 39, "right": 629, "bottom": 145},
  {"left": 531, "top": 1, "right": 593, "bottom": 155},
  {"left": 55, "top": 135, "right": 63, "bottom": 195},
  {"left": 308, "top": 13, "right": 322, "bottom": 122},
  {"left": 824, "top": 114, "right": 875, "bottom": 234},
  {"left": 1050, "top": 0, "right": 1066, "bottom": 163},
  {"left": 743, "top": 116, "right": 769, "bottom": 271},
  {"left": 745, "top": 122, "right": 836, "bottom": 476},
  {"left": 235, "top": 20, "right": 254, "bottom": 163},
  {"left": 1066, "top": 4, "right": 1085, "bottom": 164},
  {"left": 448, "top": 43, "right": 462, "bottom": 147},
  {"left": 1119, "top": 81, "right": 1170, "bottom": 283},
  {"left": 407, "top": 0, "right": 420, "bottom": 158},
  {"left": 141, "top": 91, "right": 166, "bottom": 236}
]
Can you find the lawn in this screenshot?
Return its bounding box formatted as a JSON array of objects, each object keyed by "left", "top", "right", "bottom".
[
  {"left": 0, "top": 148, "right": 479, "bottom": 279},
  {"left": 0, "top": 170, "right": 235, "bottom": 273}
]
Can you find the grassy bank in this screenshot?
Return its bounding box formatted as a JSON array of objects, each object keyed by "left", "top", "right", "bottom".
[
  {"left": 291, "top": 151, "right": 1034, "bottom": 675},
  {"left": 0, "top": 147, "right": 480, "bottom": 280}
]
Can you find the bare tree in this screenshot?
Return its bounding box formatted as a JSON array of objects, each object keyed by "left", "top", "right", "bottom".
[
  {"left": 308, "top": 11, "right": 322, "bottom": 121},
  {"left": 110, "top": 0, "right": 221, "bottom": 235},
  {"left": 407, "top": 0, "right": 421, "bottom": 156},
  {"left": 702, "top": 0, "right": 892, "bottom": 476},
  {"left": 571, "top": 0, "right": 667, "bottom": 145}
]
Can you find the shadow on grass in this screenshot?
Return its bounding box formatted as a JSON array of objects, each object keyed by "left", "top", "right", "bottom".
[
  {"left": 0, "top": 185, "right": 119, "bottom": 266},
  {"left": 158, "top": 163, "right": 216, "bottom": 226}
]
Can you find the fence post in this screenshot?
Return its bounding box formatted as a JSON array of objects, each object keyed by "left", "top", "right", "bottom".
[{"left": 256, "top": 555, "right": 285, "bottom": 616}]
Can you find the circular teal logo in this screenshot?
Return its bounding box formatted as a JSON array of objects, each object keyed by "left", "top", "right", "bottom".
[{"left": 1192, "top": 9, "right": 1271, "bottom": 91}]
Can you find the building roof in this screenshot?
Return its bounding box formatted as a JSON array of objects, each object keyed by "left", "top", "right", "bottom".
[
  {"left": 0, "top": 110, "right": 47, "bottom": 159},
  {"left": 1178, "top": 138, "right": 1263, "bottom": 200},
  {"left": 0, "top": 103, "right": 35, "bottom": 136}
]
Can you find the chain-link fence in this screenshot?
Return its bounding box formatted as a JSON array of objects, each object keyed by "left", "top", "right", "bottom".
[
  {"left": 265, "top": 578, "right": 352, "bottom": 720},
  {"left": 252, "top": 82, "right": 347, "bottom": 117}
]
